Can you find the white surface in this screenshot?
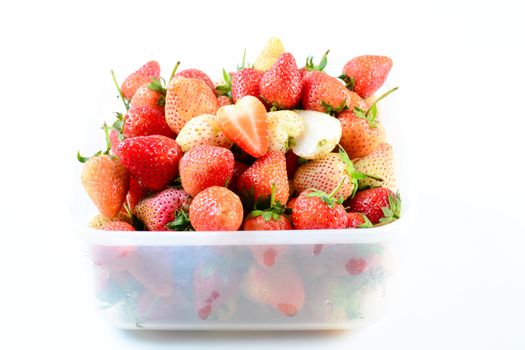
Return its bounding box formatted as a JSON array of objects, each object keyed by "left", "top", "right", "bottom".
[{"left": 1, "top": 0, "right": 525, "bottom": 349}]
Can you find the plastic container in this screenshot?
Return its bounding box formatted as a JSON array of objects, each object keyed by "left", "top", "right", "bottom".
[{"left": 71, "top": 188, "right": 408, "bottom": 330}]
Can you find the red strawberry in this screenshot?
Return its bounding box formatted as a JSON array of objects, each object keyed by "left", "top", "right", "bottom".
[
  {"left": 216, "top": 95, "right": 269, "bottom": 158},
  {"left": 122, "top": 105, "right": 175, "bottom": 138},
  {"left": 345, "top": 258, "right": 367, "bottom": 275},
  {"left": 348, "top": 188, "right": 401, "bottom": 224},
  {"left": 101, "top": 221, "right": 136, "bottom": 231},
  {"left": 109, "top": 129, "right": 121, "bottom": 156},
  {"left": 165, "top": 76, "right": 219, "bottom": 134},
  {"left": 259, "top": 53, "right": 302, "bottom": 109},
  {"left": 231, "top": 68, "right": 263, "bottom": 103},
  {"left": 243, "top": 263, "right": 304, "bottom": 316},
  {"left": 176, "top": 68, "right": 216, "bottom": 94},
  {"left": 117, "top": 135, "right": 183, "bottom": 191},
  {"left": 339, "top": 110, "right": 385, "bottom": 159},
  {"left": 217, "top": 95, "right": 233, "bottom": 107},
  {"left": 81, "top": 155, "right": 129, "bottom": 218},
  {"left": 179, "top": 145, "right": 234, "bottom": 197},
  {"left": 129, "top": 83, "right": 165, "bottom": 114},
  {"left": 341, "top": 55, "right": 393, "bottom": 98},
  {"left": 229, "top": 160, "right": 249, "bottom": 190},
  {"left": 291, "top": 189, "right": 348, "bottom": 229},
  {"left": 120, "top": 61, "right": 160, "bottom": 100},
  {"left": 236, "top": 151, "right": 289, "bottom": 207},
  {"left": 301, "top": 71, "right": 365, "bottom": 115},
  {"left": 189, "top": 186, "right": 243, "bottom": 231},
  {"left": 135, "top": 188, "right": 191, "bottom": 231},
  {"left": 125, "top": 176, "right": 147, "bottom": 212},
  {"left": 285, "top": 151, "right": 299, "bottom": 178},
  {"left": 347, "top": 212, "right": 372, "bottom": 228}
]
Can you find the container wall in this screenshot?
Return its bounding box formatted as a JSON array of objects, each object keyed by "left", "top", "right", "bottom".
[{"left": 89, "top": 242, "right": 394, "bottom": 329}]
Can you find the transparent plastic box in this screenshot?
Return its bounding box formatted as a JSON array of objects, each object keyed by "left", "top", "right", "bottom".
[{"left": 71, "top": 192, "right": 408, "bottom": 330}]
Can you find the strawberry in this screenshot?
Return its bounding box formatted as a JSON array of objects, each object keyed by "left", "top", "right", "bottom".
[
  {"left": 129, "top": 83, "right": 165, "bottom": 114},
  {"left": 81, "top": 155, "right": 129, "bottom": 218},
  {"left": 101, "top": 221, "right": 136, "bottom": 231},
  {"left": 124, "top": 176, "right": 147, "bottom": 212},
  {"left": 88, "top": 213, "right": 131, "bottom": 229},
  {"left": 298, "top": 49, "right": 329, "bottom": 78},
  {"left": 290, "top": 110, "right": 341, "bottom": 159},
  {"left": 347, "top": 212, "right": 373, "bottom": 228},
  {"left": 341, "top": 55, "right": 393, "bottom": 98},
  {"left": 236, "top": 151, "right": 289, "bottom": 208},
  {"left": 120, "top": 61, "right": 160, "bottom": 100},
  {"left": 165, "top": 76, "right": 218, "bottom": 134},
  {"left": 179, "top": 145, "right": 234, "bottom": 197},
  {"left": 260, "top": 53, "right": 302, "bottom": 109},
  {"left": 285, "top": 151, "right": 299, "bottom": 178},
  {"left": 216, "top": 95, "right": 268, "bottom": 158},
  {"left": 217, "top": 95, "right": 233, "bottom": 107},
  {"left": 175, "top": 114, "right": 232, "bottom": 152},
  {"left": 291, "top": 188, "right": 348, "bottom": 229},
  {"left": 229, "top": 160, "right": 249, "bottom": 190},
  {"left": 354, "top": 143, "right": 396, "bottom": 191},
  {"left": 231, "top": 68, "right": 263, "bottom": 103},
  {"left": 254, "top": 37, "right": 285, "bottom": 72},
  {"left": 122, "top": 105, "right": 175, "bottom": 139},
  {"left": 243, "top": 263, "right": 304, "bottom": 316},
  {"left": 348, "top": 188, "right": 401, "bottom": 224},
  {"left": 109, "top": 129, "right": 121, "bottom": 156},
  {"left": 301, "top": 71, "right": 365, "bottom": 115},
  {"left": 345, "top": 257, "right": 367, "bottom": 275},
  {"left": 135, "top": 188, "right": 191, "bottom": 231},
  {"left": 293, "top": 148, "right": 379, "bottom": 201},
  {"left": 117, "top": 135, "right": 183, "bottom": 191},
  {"left": 189, "top": 186, "right": 243, "bottom": 231},
  {"left": 339, "top": 87, "right": 397, "bottom": 158},
  {"left": 176, "top": 68, "right": 216, "bottom": 94},
  {"left": 266, "top": 110, "right": 304, "bottom": 152}
]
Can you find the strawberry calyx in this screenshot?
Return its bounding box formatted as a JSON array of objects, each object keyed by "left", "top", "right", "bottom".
[
  {"left": 248, "top": 184, "right": 291, "bottom": 221},
  {"left": 358, "top": 214, "right": 374, "bottom": 228},
  {"left": 147, "top": 78, "right": 167, "bottom": 106},
  {"left": 305, "top": 178, "right": 345, "bottom": 209},
  {"left": 77, "top": 122, "right": 113, "bottom": 163},
  {"left": 216, "top": 69, "right": 232, "bottom": 97},
  {"left": 379, "top": 191, "right": 402, "bottom": 224},
  {"left": 305, "top": 50, "right": 330, "bottom": 72},
  {"left": 338, "top": 147, "right": 383, "bottom": 197},
  {"left": 111, "top": 69, "right": 130, "bottom": 111},
  {"left": 353, "top": 86, "right": 398, "bottom": 128},
  {"left": 321, "top": 99, "right": 348, "bottom": 116},
  {"left": 338, "top": 73, "right": 356, "bottom": 91},
  {"left": 166, "top": 208, "right": 194, "bottom": 231}
]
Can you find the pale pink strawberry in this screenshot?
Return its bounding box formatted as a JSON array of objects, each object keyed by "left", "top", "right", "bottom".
[{"left": 135, "top": 188, "right": 191, "bottom": 231}]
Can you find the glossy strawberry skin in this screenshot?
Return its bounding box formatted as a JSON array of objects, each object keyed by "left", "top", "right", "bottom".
[
  {"left": 189, "top": 186, "right": 244, "bottom": 231},
  {"left": 176, "top": 68, "right": 216, "bottom": 94},
  {"left": 117, "top": 135, "right": 183, "bottom": 191},
  {"left": 179, "top": 145, "right": 235, "bottom": 197},
  {"left": 135, "top": 188, "right": 191, "bottom": 231},
  {"left": 231, "top": 68, "right": 263, "bottom": 103},
  {"left": 291, "top": 191, "right": 348, "bottom": 229},
  {"left": 347, "top": 212, "right": 366, "bottom": 228},
  {"left": 301, "top": 71, "right": 354, "bottom": 114},
  {"left": 121, "top": 61, "right": 160, "bottom": 100},
  {"left": 236, "top": 151, "right": 289, "bottom": 207},
  {"left": 260, "top": 53, "right": 302, "bottom": 109},
  {"left": 243, "top": 214, "right": 292, "bottom": 231},
  {"left": 348, "top": 187, "right": 393, "bottom": 224},
  {"left": 342, "top": 55, "right": 393, "bottom": 98},
  {"left": 338, "top": 110, "right": 385, "bottom": 159},
  {"left": 129, "top": 84, "right": 165, "bottom": 114},
  {"left": 123, "top": 105, "right": 175, "bottom": 139}
]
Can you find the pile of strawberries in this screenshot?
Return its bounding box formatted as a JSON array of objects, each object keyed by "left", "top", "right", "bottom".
[{"left": 79, "top": 38, "right": 401, "bottom": 233}]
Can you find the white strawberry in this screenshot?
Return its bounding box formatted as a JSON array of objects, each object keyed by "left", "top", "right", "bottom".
[
  {"left": 266, "top": 110, "right": 304, "bottom": 152},
  {"left": 290, "top": 110, "right": 342, "bottom": 159},
  {"left": 175, "top": 114, "right": 232, "bottom": 152},
  {"left": 354, "top": 143, "right": 397, "bottom": 191}
]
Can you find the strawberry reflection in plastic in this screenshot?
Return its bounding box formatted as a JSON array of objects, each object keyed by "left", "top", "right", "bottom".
[
  {"left": 192, "top": 250, "right": 242, "bottom": 321},
  {"left": 91, "top": 245, "right": 136, "bottom": 272},
  {"left": 242, "top": 260, "right": 305, "bottom": 317},
  {"left": 249, "top": 245, "right": 289, "bottom": 268},
  {"left": 127, "top": 246, "right": 176, "bottom": 297}
]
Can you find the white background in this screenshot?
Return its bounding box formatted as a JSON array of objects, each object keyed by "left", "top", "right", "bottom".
[{"left": 1, "top": 0, "right": 525, "bottom": 349}]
